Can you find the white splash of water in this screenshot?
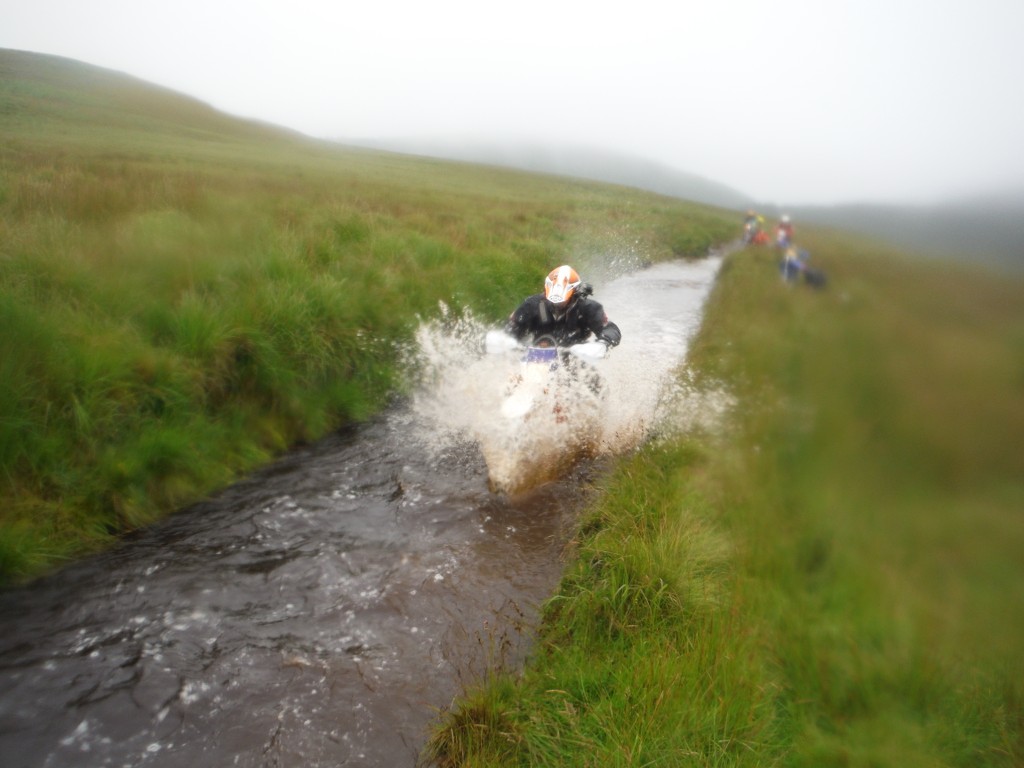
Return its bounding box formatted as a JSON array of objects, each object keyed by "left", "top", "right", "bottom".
[{"left": 406, "top": 258, "right": 723, "bottom": 493}]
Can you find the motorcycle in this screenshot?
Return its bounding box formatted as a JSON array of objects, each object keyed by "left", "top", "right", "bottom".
[{"left": 480, "top": 330, "right": 609, "bottom": 494}]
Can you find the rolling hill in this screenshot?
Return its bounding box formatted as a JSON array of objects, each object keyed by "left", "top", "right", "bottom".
[
  {"left": 345, "top": 136, "right": 755, "bottom": 211},
  {"left": 788, "top": 193, "right": 1024, "bottom": 273},
  {"left": 0, "top": 48, "right": 308, "bottom": 146}
]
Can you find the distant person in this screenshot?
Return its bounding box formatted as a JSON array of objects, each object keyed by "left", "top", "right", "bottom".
[
  {"left": 779, "top": 247, "right": 826, "bottom": 288},
  {"left": 775, "top": 215, "right": 794, "bottom": 251},
  {"left": 743, "top": 210, "right": 761, "bottom": 244},
  {"left": 505, "top": 265, "right": 621, "bottom": 348},
  {"left": 780, "top": 246, "right": 802, "bottom": 282}
]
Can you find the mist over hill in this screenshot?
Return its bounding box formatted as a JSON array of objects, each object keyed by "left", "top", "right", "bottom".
[
  {"left": 347, "top": 138, "right": 755, "bottom": 211},
  {"left": 783, "top": 190, "right": 1024, "bottom": 273},
  {"left": 351, "top": 136, "right": 1023, "bottom": 273}
]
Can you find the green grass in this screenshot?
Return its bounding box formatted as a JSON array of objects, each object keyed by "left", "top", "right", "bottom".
[
  {"left": 14, "top": 50, "right": 1019, "bottom": 766},
  {"left": 425, "top": 239, "right": 1024, "bottom": 766},
  {"left": 0, "top": 49, "right": 736, "bottom": 583}
]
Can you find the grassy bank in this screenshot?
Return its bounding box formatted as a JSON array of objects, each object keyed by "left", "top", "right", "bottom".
[
  {"left": 0, "top": 50, "right": 736, "bottom": 583},
  {"left": 425, "top": 238, "right": 1024, "bottom": 765}
]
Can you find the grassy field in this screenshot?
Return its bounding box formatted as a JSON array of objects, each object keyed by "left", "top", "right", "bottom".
[
  {"left": 6, "top": 49, "right": 1022, "bottom": 766},
  {"left": 0, "top": 49, "right": 735, "bottom": 582},
  {"left": 425, "top": 237, "right": 1024, "bottom": 766}
]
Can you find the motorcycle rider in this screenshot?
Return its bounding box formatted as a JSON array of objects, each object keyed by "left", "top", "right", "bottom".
[{"left": 505, "top": 264, "right": 622, "bottom": 348}]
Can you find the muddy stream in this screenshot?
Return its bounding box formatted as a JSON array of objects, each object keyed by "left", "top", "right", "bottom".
[{"left": 0, "top": 255, "right": 722, "bottom": 767}]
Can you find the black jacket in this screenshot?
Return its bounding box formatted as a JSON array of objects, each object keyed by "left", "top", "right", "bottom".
[{"left": 505, "top": 293, "right": 621, "bottom": 347}]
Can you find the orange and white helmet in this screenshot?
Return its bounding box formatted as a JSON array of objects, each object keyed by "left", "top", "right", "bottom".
[{"left": 544, "top": 265, "right": 581, "bottom": 305}]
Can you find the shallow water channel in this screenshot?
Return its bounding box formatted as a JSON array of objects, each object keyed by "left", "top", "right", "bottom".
[{"left": 0, "top": 256, "right": 722, "bottom": 767}]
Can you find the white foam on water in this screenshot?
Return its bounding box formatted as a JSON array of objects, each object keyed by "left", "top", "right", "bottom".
[{"left": 407, "top": 257, "right": 723, "bottom": 492}]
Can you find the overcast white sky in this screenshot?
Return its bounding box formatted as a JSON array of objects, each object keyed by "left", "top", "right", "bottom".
[{"left": 2, "top": 0, "right": 1023, "bottom": 205}]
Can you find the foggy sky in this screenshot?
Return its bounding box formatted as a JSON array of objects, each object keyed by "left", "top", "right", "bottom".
[{"left": 2, "top": 0, "right": 1022, "bottom": 206}]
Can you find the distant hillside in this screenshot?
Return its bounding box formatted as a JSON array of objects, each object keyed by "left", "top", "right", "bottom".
[
  {"left": 347, "top": 138, "right": 754, "bottom": 211},
  {"left": 1, "top": 48, "right": 749, "bottom": 212},
  {"left": 0, "top": 48, "right": 311, "bottom": 146},
  {"left": 785, "top": 191, "right": 1024, "bottom": 273},
  {"left": 353, "top": 137, "right": 1023, "bottom": 273}
]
